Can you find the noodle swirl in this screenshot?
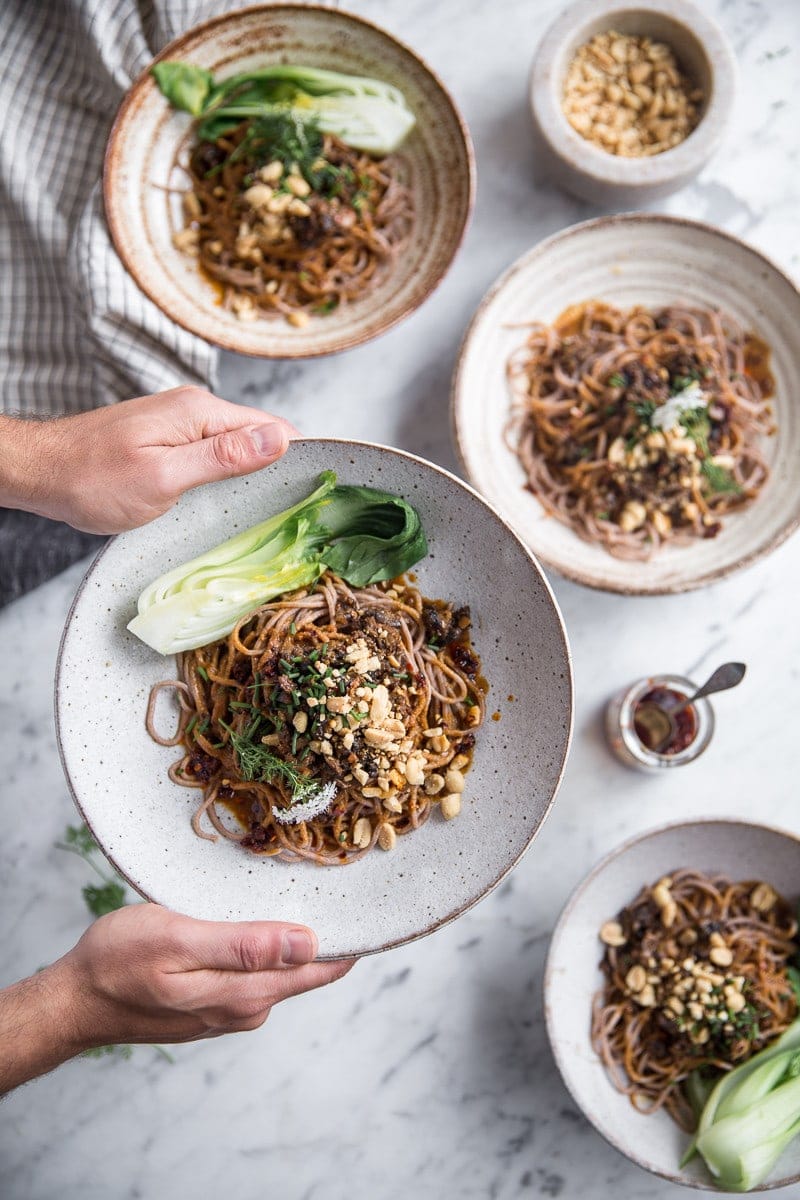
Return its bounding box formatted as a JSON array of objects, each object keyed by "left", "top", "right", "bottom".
[{"left": 147, "top": 573, "right": 485, "bottom": 866}]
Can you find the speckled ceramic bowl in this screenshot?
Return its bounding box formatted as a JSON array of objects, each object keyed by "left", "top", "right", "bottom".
[
  {"left": 545, "top": 819, "right": 800, "bottom": 1190},
  {"left": 104, "top": 5, "right": 474, "bottom": 358},
  {"left": 55, "top": 440, "right": 572, "bottom": 958},
  {"left": 452, "top": 213, "right": 800, "bottom": 596},
  {"left": 530, "top": 0, "right": 736, "bottom": 205}
]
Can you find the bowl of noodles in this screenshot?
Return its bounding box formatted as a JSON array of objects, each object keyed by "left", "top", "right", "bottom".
[
  {"left": 545, "top": 819, "right": 800, "bottom": 1190},
  {"left": 451, "top": 214, "right": 800, "bottom": 594},
  {"left": 55, "top": 439, "right": 573, "bottom": 958},
  {"left": 104, "top": 5, "right": 474, "bottom": 357}
]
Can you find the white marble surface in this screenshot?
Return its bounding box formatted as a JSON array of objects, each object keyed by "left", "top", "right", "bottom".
[{"left": 2, "top": 1, "right": 800, "bottom": 1197}]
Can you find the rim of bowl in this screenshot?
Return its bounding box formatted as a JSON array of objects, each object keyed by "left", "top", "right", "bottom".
[
  {"left": 450, "top": 211, "right": 800, "bottom": 596},
  {"left": 54, "top": 437, "right": 574, "bottom": 958},
  {"left": 543, "top": 815, "right": 800, "bottom": 1191},
  {"left": 529, "top": 0, "right": 737, "bottom": 189},
  {"left": 103, "top": 2, "right": 476, "bottom": 360}
]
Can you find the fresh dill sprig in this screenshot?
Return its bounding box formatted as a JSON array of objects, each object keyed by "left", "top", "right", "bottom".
[
  {"left": 679, "top": 406, "right": 711, "bottom": 454},
  {"left": 220, "top": 718, "right": 323, "bottom": 805},
  {"left": 701, "top": 459, "right": 743, "bottom": 495}
]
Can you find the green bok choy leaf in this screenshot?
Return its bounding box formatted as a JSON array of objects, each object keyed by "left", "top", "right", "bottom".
[
  {"left": 127, "top": 471, "right": 427, "bottom": 655},
  {"left": 151, "top": 61, "right": 415, "bottom": 155},
  {"left": 683, "top": 1016, "right": 800, "bottom": 1190}
]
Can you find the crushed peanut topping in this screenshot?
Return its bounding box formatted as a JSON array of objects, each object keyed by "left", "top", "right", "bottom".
[{"left": 562, "top": 31, "right": 703, "bottom": 158}]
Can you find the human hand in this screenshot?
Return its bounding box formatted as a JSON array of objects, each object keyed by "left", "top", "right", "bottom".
[
  {"left": 1, "top": 387, "right": 295, "bottom": 533},
  {"left": 0, "top": 905, "right": 353, "bottom": 1093},
  {"left": 53, "top": 904, "right": 354, "bottom": 1049}
]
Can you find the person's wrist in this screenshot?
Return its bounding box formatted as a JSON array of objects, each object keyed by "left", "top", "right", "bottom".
[
  {"left": 40, "top": 956, "right": 94, "bottom": 1058},
  {"left": 0, "top": 416, "right": 66, "bottom": 520}
]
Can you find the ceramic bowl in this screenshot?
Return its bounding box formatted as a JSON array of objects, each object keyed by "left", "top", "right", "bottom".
[
  {"left": 451, "top": 213, "right": 800, "bottom": 596},
  {"left": 104, "top": 5, "right": 474, "bottom": 358},
  {"left": 545, "top": 818, "right": 800, "bottom": 1190},
  {"left": 529, "top": 0, "right": 736, "bottom": 205},
  {"left": 55, "top": 439, "right": 573, "bottom": 959}
]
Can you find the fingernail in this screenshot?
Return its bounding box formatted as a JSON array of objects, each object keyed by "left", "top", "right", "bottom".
[
  {"left": 249, "top": 423, "right": 285, "bottom": 458},
  {"left": 281, "top": 929, "right": 315, "bottom": 965}
]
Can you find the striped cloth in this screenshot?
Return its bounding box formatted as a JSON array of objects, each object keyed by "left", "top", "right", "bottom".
[{"left": 0, "top": 0, "right": 242, "bottom": 603}]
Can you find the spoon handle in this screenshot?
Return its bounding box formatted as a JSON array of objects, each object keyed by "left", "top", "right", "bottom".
[{"left": 689, "top": 661, "right": 747, "bottom": 705}]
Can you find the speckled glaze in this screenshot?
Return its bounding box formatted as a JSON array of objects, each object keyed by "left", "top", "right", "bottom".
[
  {"left": 545, "top": 818, "right": 800, "bottom": 1191},
  {"left": 529, "top": 0, "right": 737, "bottom": 205},
  {"left": 103, "top": 4, "right": 474, "bottom": 358},
  {"left": 55, "top": 440, "right": 572, "bottom": 959},
  {"left": 451, "top": 213, "right": 800, "bottom": 596}
]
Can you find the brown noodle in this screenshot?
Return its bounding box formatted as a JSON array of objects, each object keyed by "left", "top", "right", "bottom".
[
  {"left": 591, "top": 869, "right": 798, "bottom": 1131},
  {"left": 147, "top": 572, "right": 485, "bottom": 866},
  {"left": 506, "top": 302, "right": 775, "bottom": 560},
  {"left": 180, "top": 125, "right": 413, "bottom": 321}
]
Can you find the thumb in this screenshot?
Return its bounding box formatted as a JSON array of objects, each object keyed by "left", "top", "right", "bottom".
[{"left": 166, "top": 419, "right": 289, "bottom": 493}]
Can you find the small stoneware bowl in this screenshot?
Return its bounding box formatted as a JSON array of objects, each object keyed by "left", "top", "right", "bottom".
[
  {"left": 55, "top": 439, "right": 573, "bottom": 959},
  {"left": 529, "top": 0, "right": 737, "bottom": 205},
  {"left": 545, "top": 818, "right": 800, "bottom": 1190},
  {"left": 451, "top": 213, "right": 800, "bottom": 596},
  {"left": 104, "top": 5, "right": 474, "bottom": 358}
]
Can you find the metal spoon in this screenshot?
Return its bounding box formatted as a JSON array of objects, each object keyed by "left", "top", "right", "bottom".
[{"left": 635, "top": 662, "right": 747, "bottom": 753}]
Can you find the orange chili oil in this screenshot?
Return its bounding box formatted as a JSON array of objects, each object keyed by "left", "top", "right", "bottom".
[{"left": 633, "top": 686, "right": 697, "bottom": 755}]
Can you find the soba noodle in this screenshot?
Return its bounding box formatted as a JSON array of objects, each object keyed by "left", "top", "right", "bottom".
[
  {"left": 506, "top": 302, "right": 775, "bottom": 560},
  {"left": 592, "top": 869, "right": 798, "bottom": 1131},
  {"left": 147, "top": 572, "right": 485, "bottom": 866},
  {"left": 177, "top": 122, "right": 413, "bottom": 324}
]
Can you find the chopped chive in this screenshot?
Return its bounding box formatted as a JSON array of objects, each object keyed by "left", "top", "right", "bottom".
[
  {"left": 290, "top": 622, "right": 297, "bottom": 635},
  {"left": 185, "top": 714, "right": 198, "bottom": 736},
  {"left": 197, "top": 666, "right": 209, "bottom": 682}
]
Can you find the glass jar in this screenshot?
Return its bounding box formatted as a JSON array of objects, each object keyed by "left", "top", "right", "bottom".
[{"left": 605, "top": 673, "right": 714, "bottom": 772}]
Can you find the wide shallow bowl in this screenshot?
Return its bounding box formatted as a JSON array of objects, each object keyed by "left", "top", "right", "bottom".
[
  {"left": 104, "top": 4, "right": 474, "bottom": 358},
  {"left": 55, "top": 440, "right": 572, "bottom": 958},
  {"left": 452, "top": 214, "right": 800, "bottom": 595},
  {"left": 530, "top": 0, "right": 736, "bottom": 205},
  {"left": 545, "top": 818, "right": 800, "bottom": 1190}
]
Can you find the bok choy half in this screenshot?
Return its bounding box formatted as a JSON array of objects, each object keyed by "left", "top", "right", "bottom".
[
  {"left": 683, "top": 1011, "right": 800, "bottom": 1191},
  {"left": 151, "top": 61, "right": 416, "bottom": 155},
  {"left": 128, "top": 471, "right": 427, "bottom": 655}
]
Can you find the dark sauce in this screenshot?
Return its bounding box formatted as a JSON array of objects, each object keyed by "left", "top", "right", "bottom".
[{"left": 633, "top": 686, "right": 697, "bottom": 755}]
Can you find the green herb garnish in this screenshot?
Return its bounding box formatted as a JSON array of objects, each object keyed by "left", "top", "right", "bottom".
[
  {"left": 701, "top": 459, "right": 743, "bottom": 495},
  {"left": 633, "top": 399, "right": 657, "bottom": 424},
  {"left": 313, "top": 296, "right": 339, "bottom": 315},
  {"left": 221, "top": 718, "right": 323, "bottom": 805},
  {"left": 607, "top": 372, "right": 626, "bottom": 388},
  {"left": 82, "top": 881, "right": 127, "bottom": 917}
]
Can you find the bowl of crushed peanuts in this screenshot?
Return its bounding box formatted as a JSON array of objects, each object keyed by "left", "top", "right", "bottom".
[{"left": 529, "top": 0, "right": 737, "bottom": 205}]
